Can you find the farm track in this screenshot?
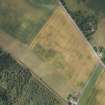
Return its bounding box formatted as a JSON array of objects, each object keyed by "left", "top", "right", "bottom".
[
  {"left": 29, "top": 6, "right": 59, "bottom": 49},
  {"left": 58, "top": 0, "right": 105, "bottom": 104},
  {"left": 0, "top": 1, "right": 105, "bottom": 105},
  {"left": 0, "top": 32, "right": 67, "bottom": 105},
  {"left": 77, "top": 64, "right": 103, "bottom": 105},
  {"left": 59, "top": 0, "right": 105, "bottom": 69}
]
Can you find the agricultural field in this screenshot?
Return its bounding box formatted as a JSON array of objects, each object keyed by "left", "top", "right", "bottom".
[
  {"left": 63, "top": 0, "right": 105, "bottom": 52},
  {"left": 29, "top": 6, "right": 99, "bottom": 99},
  {"left": 61, "top": 0, "right": 98, "bottom": 40},
  {"left": 0, "top": 48, "right": 64, "bottom": 105},
  {"left": 91, "top": 18, "right": 105, "bottom": 47},
  {"left": 78, "top": 64, "right": 103, "bottom": 105},
  {"left": 86, "top": 0, "right": 105, "bottom": 14},
  {"left": 78, "top": 65, "right": 105, "bottom": 105},
  {"left": 84, "top": 0, "right": 105, "bottom": 48},
  {"left": 0, "top": 0, "right": 105, "bottom": 104},
  {"left": 95, "top": 69, "right": 105, "bottom": 105},
  {"left": 0, "top": 0, "right": 58, "bottom": 44}
]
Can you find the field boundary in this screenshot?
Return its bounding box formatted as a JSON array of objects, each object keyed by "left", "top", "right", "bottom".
[
  {"left": 58, "top": 0, "right": 105, "bottom": 69},
  {"left": 2, "top": 47, "right": 68, "bottom": 105},
  {"left": 58, "top": 0, "right": 105, "bottom": 104},
  {"left": 0, "top": 32, "right": 67, "bottom": 104}
]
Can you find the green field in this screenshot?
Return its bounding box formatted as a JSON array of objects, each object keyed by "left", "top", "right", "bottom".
[
  {"left": 0, "top": 48, "right": 64, "bottom": 105},
  {"left": 64, "top": 0, "right": 105, "bottom": 14},
  {"left": 63, "top": 0, "right": 91, "bottom": 13},
  {"left": 0, "top": 0, "right": 58, "bottom": 44},
  {"left": 78, "top": 64, "right": 103, "bottom": 105},
  {"left": 86, "top": 0, "right": 105, "bottom": 14},
  {"left": 63, "top": 0, "right": 105, "bottom": 47},
  {"left": 78, "top": 66, "right": 105, "bottom": 105}
]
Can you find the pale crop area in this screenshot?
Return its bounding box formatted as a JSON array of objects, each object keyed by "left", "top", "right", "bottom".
[{"left": 29, "top": 6, "right": 98, "bottom": 99}]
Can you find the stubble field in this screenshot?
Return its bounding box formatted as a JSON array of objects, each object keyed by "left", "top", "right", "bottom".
[{"left": 29, "top": 6, "right": 98, "bottom": 99}]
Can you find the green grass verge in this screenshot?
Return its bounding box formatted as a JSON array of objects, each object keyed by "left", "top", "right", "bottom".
[
  {"left": 77, "top": 64, "right": 103, "bottom": 105},
  {"left": 0, "top": 0, "right": 58, "bottom": 44}
]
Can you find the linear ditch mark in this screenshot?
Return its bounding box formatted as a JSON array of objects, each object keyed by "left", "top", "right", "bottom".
[{"left": 8, "top": 52, "right": 68, "bottom": 105}]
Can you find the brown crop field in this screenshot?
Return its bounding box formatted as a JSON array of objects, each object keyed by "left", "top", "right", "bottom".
[{"left": 29, "top": 6, "right": 99, "bottom": 99}]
